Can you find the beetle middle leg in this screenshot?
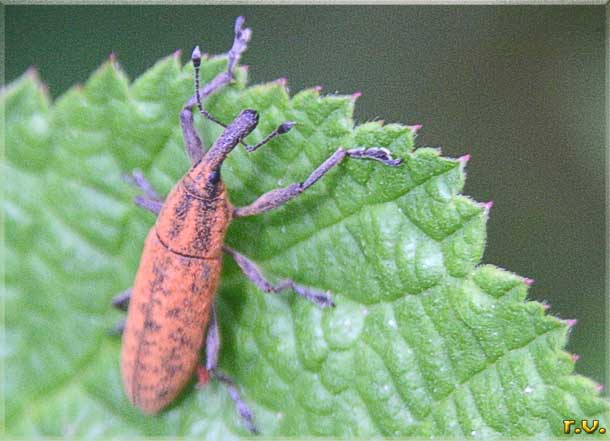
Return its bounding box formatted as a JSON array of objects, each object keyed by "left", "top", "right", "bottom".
[
  {"left": 108, "top": 288, "right": 132, "bottom": 336},
  {"left": 224, "top": 246, "right": 335, "bottom": 308},
  {"left": 200, "top": 303, "right": 258, "bottom": 434},
  {"left": 112, "top": 288, "right": 132, "bottom": 311}
]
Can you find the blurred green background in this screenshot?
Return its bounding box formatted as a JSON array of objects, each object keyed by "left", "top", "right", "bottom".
[{"left": 5, "top": 5, "right": 607, "bottom": 387}]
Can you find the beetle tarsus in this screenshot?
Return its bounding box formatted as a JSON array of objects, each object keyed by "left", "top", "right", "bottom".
[{"left": 346, "top": 147, "right": 403, "bottom": 166}]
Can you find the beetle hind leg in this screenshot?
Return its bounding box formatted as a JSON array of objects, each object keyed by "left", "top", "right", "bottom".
[
  {"left": 200, "top": 304, "right": 259, "bottom": 434},
  {"left": 108, "top": 319, "right": 126, "bottom": 336}
]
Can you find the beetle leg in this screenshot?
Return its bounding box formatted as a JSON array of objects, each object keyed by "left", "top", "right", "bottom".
[
  {"left": 112, "top": 288, "right": 132, "bottom": 311},
  {"left": 202, "top": 303, "right": 258, "bottom": 434},
  {"left": 181, "top": 16, "right": 252, "bottom": 164},
  {"left": 124, "top": 170, "right": 164, "bottom": 215},
  {"left": 180, "top": 102, "right": 206, "bottom": 165},
  {"left": 233, "top": 146, "right": 402, "bottom": 218},
  {"left": 184, "top": 17, "right": 295, "bottom": 162},
  {"left": 108, "top": 290, "right": 131, "bottom": 336},
  {"left": 191, "top": 16, "right": 251, "bottom": 127},
  {"left": 134, "top": 196, "right": 163, "bottom": 215},
  {"left": 224, "top": 246, "right": 335, "bottom": 308},
  {"left": 107, "top": 319, "right": 126, "bottom": 336},
  {"left": 127, "top": 169, "right": 161, "bottom": 200}
]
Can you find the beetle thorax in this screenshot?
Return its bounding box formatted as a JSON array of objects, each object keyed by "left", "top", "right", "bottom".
[{"left": 155, "top": 165, "right": 232, "bottom": 259}]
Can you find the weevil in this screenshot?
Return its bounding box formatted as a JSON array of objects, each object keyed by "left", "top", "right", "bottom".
[{"left": 112, "top": 16, "right": 402, "bottom": 434}]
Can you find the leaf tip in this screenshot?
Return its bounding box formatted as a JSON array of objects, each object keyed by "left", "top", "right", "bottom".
[
  {"left": 271, "top": 77, "right": 289, "bottom": 94},
  {"left": 40, "top": 81, "right": 50, "bottom": 96},
  {"left": 542, "top": 301, "right": 551, "bottom": 310},
  {"left": 23, "top": 65, "right": 51, "bottom": 99},
  {"left": 26, "top": 65, "right": 39, "bottom": 80},
  {"left": 458, "top": 153, "right": 471, "bottom": 165},
  {"left": 523, "top": 277, "right": 535, "bottom": 286},
  {"left": 407, "top": 123, "right": 423, "bottom": 133}
]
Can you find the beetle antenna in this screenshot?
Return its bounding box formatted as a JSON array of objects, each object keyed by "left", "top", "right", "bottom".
[
  {"left": 191, "top": 46, "right": 226, "bottom": 127},
  {"left": 245, "top": 121, "right": 295, "bottom": 152}
]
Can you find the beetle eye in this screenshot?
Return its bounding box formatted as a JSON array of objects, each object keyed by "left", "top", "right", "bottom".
[{"left": 209, "top": 169, "right": 221, "bottom": 185}]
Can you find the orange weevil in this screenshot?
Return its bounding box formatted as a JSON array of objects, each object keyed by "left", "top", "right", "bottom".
[{"left": 112, "top": 16, "right": 402, "bottom": 434}]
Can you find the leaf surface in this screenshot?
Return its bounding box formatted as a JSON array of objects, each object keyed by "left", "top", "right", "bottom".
[{"left": 3, "top": 53, "right": 608, "bottom": 438}]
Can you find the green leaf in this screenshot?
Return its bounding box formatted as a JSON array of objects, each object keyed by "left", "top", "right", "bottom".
[{"left": 4, "top": 49, "right": 608, "bottom": 438}]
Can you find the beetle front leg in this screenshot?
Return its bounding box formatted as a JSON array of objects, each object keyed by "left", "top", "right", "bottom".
[
  {"left": 184, "top": 16, "right": 295, "bottom": 163},
  {"left": 233, "top": 147, "right": 402, "bottom": 218},
  {"left": 124, "top": 170, "right": 164, "bottom": 215},
  {"left": 181, "top": 16, "right": 252, "bottom": 164},
  {"left": 200, "top": 304, "right": 258, "bottom": 434},
  {"left": 224, "top": 246, "right": 335, "bottom": 308}
]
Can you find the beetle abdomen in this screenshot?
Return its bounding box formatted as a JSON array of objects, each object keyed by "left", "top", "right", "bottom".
[{"left": 121, "top": 230, "right": 222, "bottom": 414}]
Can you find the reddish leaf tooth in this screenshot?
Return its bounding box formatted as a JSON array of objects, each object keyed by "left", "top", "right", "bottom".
[{"left": 458, "top": 154, "right": 471, "bottom": 165}]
